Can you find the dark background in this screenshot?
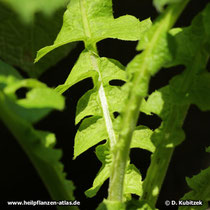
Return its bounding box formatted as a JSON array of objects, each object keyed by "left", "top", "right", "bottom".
[{"left": 1, "top": 0, "right": 210, "bottom": 209}]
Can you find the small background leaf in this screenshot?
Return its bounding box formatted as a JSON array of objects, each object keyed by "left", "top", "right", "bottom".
[
  {"left": 0, "top": 60, "right": 65, "bottom": 123},
  {"left": 179, "top": 167, "right": 210, "bottom": 210},
  {"left": 0, "top": 61, "right": 76, "bottom": 208}
]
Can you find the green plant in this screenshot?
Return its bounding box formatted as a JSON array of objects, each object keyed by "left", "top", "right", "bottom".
[{"left": 0, "top": 0, "right": 210, "bottom": 209}]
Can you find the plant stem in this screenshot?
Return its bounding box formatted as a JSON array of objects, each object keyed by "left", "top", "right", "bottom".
[
  {"left": 0, "top": 92, "right": 78, "bottom": 210},
  {"left": 108, "top": 0, "right": 189, "bottom": 202}
]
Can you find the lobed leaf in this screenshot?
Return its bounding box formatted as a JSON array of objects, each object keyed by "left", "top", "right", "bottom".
[
  {"left": 135, "top": 27, "right": 174, "bottom": 76},
  {"left": 71, "top": 51, "right": 155, "bottom": 197},
  {"left": 74, "top": 117, "right": 108, "bottom": 159},
  {"left": 56, "top": 51, "right": 127, "bottom": 94},
  {"left": 131, "top": 2, "right": 188, "bottom": 77},
  {"left": 85, "top": 143, "right": 143, "bottom": 199},
  {"left": 124, "top": 164, "right": 143, "bottom": 197},
  {"left": 0, "top": 60, "right": 65, "bottom": 123},
  {"left": 142, "top": 4, "right": 210, "bottom": 147},
  {"left": 34, "top": 0, "right": 153, "bottom": 201},
  {"left": 0, "top": 62, "right": 76, "bottom": 209},
  {"left": 189, "top": 72, "right": 210, "bottom": 111},
  {"left": 35, "top": 0, "right": 151, "bottom": 62},
  {"left": 179, "top": 167, "right": 210, "bottom": 210},
  {"left": 130, "top": 126, "right": 155, "bottom": 153},
  {"left": 139, "top": 5, "right": 210, "bottom": 207},
  {"left": 85, "top": 124, "right": 155, "bottom": 198},
  {"left": 85, "top": 143, "right": 111, "bottom": 198},
  {"left": 75, "top": 86, "right": 127, "bottom": 125}
]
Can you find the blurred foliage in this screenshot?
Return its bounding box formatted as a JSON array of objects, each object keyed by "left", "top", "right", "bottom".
[
  {"left": 0, "top": 1, "right": 76, "bottom": 78},
  {"left": 0, "top": 0, "right": 69, "bottom": 22}
]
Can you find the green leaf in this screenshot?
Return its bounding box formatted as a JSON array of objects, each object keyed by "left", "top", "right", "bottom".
[
  {"left": 65, "top": 53, "right": 127, "bottom": 159},
  {"left": 140, "top": 5, "right": 210, "bottom": 206},
  {"left": 56, "top": 50, "right": 98, "bottom": 94},
  {"left": 203, "top": 4, "right": 210, "bottom": 42},
  {"left": 153, "top": 125, "right": 185, "bottom": 148},
  {"left": 153, "top": 0, "right": 182, "bottom": 12},
  {"left": 76, "top": 86, "right": 127, "bottom": 125},
  {"left": 70, "top": 51, "right": 154, "bottom": 198},
  {"left": 167, "top": 20, "right": 206, "bottom": 68},
  {"left": 73, "top": 53, "right": 154, "bottom": 157},
  {"left": 17, "top": 88, "right": 64, "bottom": 110},
  {"left": 143, "top": 88, "right": 168, "bottom": 119},
  {"left": 135, "top": 31, "right": 174, "bottom": 76},
  {"left": 29, "top": 130, "right": 76, "bottom": 207},
  {"left": 4, "top": 79, "right": 47, "bottom": 95},
  {"left": 86, "top": 163, "right": 143, "bottom": 199},
  {"left": 35, "top": 0, "right": 151, "bottom": 62},
  {"left": 145, "top": 85, "right": 186, "bottom": 119},
  {"left": 56, "top": 51, "right": 127, "bottom": 94},
  {"left": 179, "top": 167, "right": 210, "bottom": 210},
  {"left": 0, "top": 0, "right": 69, "bottom": 23},
  {"left": 76, "top": 87, "right": 151, "bottom": 125},
  {"left": 35, "top": 0, "right": 148, "bottom": 202},
  {"left": 33, "top": 2, "right": 153, "bottom": 202},
  {"left": 0, "top": 60, "right": 22, "bottom": 90},
  {"left": 130, "top": 126, "right": 155, "bottom": 153},
  {"left": 97, "top": 199, "right": 125, "bottom": 210},
  {"left": 206, "top": 146, "right": 210, "bottom": 153},
  {"left": 85, "top": 143, "right": 111, "bottom": 198},
  {"left": 86, "top": 144, "right": 143, "bottom": 199},
  {"left": 124, "top": 164, "right": 143, "bottom": 197},
  {"left": 128, "top": 3, "right": 184, "bottom": 79},
  {"left": 142, "top": 4, "right": 210, "bottom": 146},
  {"left": 0, "top": 60, "right": 65, "bottom": 123},
  {"left": 0, "top": 66, "right": 76, "bottom": 209},
  {"left": 0, "top": 3, "right": 75, "bottom": 77},
  {"left": 186, "top": 168, "right": 210, "bottom": 198},
  {"left": 74, "top": 117, "right": 108, "bottom": 159},
  {"left": 145, "top": 85, "right": 187, "bottom": 147},
  {"left": 189, "top": 73, "right": 210, "bottom": 111},
  {"left": 36, "top": 130, "right": 56, "bottom": 148}
]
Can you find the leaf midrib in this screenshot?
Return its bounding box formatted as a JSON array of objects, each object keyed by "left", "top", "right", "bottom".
[
  {"left": 79, "top": 0, "right": 117, "bottom": 148},
  {"left": 90, "top": 54, "right": 117, "bottom": 148},
  {"left": 79, "top": 0, "right": 91, "bottom": 38}
]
